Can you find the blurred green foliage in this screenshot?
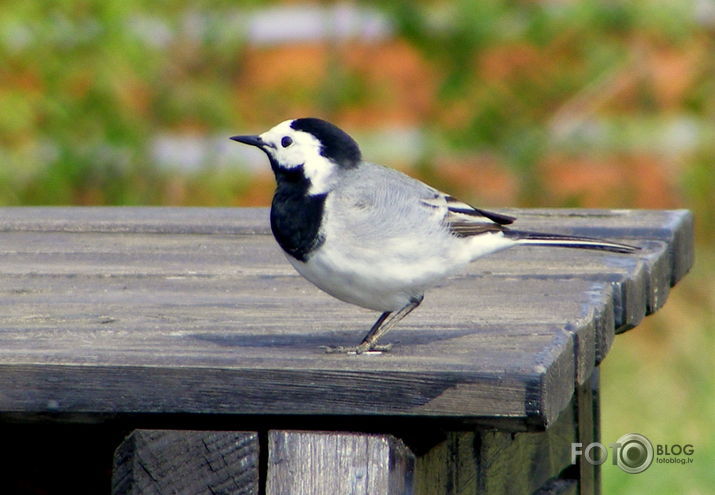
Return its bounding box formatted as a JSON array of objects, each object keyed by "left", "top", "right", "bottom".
[
  {"left": 1, "top": 0, "right": 249, "bottom": 204},
  {"left": 2, "top": 0, "right": 713, "bottom": 214},
  {"left": 377, "top": 0, "right": 711, "bottom": 206},
  {"left": 1, "top": 1, "right": 713, "bottom": 492}
]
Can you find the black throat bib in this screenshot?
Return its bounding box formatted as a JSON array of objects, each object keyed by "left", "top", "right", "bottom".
[{"left": 269, "top": 164, "right": 326, "bottom": 262}]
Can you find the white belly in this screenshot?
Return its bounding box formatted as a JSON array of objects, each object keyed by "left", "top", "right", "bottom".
[
  {"left": 287, "top": 254, "right": 432, "bottom": 312},
  {"left": 287, "top": 232, "right": 477, "bottom": 312},
  {"left": 284, "top": 193, "right": 517, "bottom": 311}
]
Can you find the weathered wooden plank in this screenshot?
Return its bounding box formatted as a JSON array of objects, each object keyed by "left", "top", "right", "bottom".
[
  {"left": 0, "top": 206, "right": 672, "bottom": 235},
  {"left": 474, "top": 399, "right": 577, "bottom": 495},
  {"left": 571, "top": 371, "right": 600, "bottom": 495},
  {"left": 0, "top": 362, "right": 554, "bottom": 422},
  {"left": 469, "top": 244, "right": 651, "bottom": 333},
  {"left": 414, "top": 389, "right": 577, "bottom": 495},
  {"left": 414, "top": 432, "right": 478, "bottom": 495},
  {"left": 266, "top": 431, "right": 414, "bottom": 495},
  {"left": 0, "top": 207, "right": 693, "bottom": 428},
  {"left": 0, "top": 206, "right": 269, "bottom": 235},
  {"left": 111, "top": 429, "right": 259, "bottom": 495},
  {"left": 589, "top": 371, "right": 602, "bottom": 494}
]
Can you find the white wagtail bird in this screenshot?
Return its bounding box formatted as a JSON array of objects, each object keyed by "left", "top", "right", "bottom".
[{"left": 231, "top": 118, "right": 638, "bottom": 354}]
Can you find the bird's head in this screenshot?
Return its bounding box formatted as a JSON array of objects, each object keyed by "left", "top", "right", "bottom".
[{"left": 231, "top": 118, "right": 361, "bottom": 195}]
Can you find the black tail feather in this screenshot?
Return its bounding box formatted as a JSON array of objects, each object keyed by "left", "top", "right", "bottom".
[{"left": 503, "top": 230, "right": 639, "bottom": 254}]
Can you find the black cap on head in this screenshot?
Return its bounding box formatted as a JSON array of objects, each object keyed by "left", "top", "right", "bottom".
[{"left": 290, "top": 118, "right": 361, "bottom": 168}]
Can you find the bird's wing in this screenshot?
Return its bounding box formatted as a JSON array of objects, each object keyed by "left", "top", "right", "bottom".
[
  {"left": 420, "top": 193, "right": 516, "bottom": 237},
  {"left": 419, "top": 189, "right": 638, "bottom": 252},
  {"left": 337, "top": 163, "right": 515, "bottom": 238}
]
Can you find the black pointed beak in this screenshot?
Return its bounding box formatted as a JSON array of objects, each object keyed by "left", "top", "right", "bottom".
[{"left": 230, "top": 135, "right": 265, "bottom": 148}]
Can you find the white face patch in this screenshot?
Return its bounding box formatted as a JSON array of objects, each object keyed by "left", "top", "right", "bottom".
[{"left": 260, "top": 120, "right": 339, "bottom": 196}]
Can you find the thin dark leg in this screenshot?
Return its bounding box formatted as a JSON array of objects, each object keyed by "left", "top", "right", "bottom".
[
  {"left": 357, "top": 311, "right": 391, "bottom": 346},
  {"left": 355, "top": 299, "right": 422, "bottom": 353},
  {"left": 322, "top": 297, "right": 423, "bottom": 354}
]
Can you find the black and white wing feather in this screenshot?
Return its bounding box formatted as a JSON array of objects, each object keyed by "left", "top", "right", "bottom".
[
  {"left": 420, "top": 193, "right": 514, "bottom": 237},
  {"left": 422, "top": 192, "right": 638, "bottom": 254}
]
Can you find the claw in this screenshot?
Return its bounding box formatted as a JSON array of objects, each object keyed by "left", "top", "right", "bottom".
[{"left": 320, "top": 343, "right": 393, "bottom": 355}]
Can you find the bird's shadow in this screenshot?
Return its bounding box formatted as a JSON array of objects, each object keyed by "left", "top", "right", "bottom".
[{"left": 189, "top": 328, "right": 473, "bottom": 350}]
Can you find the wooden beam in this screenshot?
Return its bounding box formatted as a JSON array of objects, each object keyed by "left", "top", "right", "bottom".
[
  {"left": 266, "top": 431, "right": 414, "bottom": 495},
  {"left": 112, "top": 430, "right": 259, "bottom": 495},
  {"left": 414, "top": 389, "right": 578, "bottom": 495}
]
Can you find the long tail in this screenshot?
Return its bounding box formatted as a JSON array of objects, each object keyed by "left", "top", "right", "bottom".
[{"left": 503, "top": 230, "right": 639, "bottom": 254}]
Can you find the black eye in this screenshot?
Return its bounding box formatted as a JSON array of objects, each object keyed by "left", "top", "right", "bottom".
[{"left": 281, "top": 136, "right": 293, "bottom": 148}]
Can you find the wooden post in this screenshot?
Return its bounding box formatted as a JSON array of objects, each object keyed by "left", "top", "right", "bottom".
[
  {"left": 414, "top": 392, "right": 578, "bottom": 495},
  {"left": 266, "top": 431, "right": 415, "bottom": 495},
  {"left": 574, "top": 370, "right": 601, "bottom": 495},
  {"left": 112, "top": 430, "right": 259, "bottom": 495}
]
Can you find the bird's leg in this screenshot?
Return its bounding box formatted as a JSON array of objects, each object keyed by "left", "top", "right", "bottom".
[
  {"left": 355, "top": 299, "right": 422, "bottom": 353},
  {"left": 323, "top": 297, "right": 422, "bottom": 354},
  {"left": 354, "top": 311, "right": 394, "bottom": 352}
]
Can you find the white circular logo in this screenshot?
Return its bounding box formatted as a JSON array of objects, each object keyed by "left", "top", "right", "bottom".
[{"left": 615, "top": 433, "right": 654, "bottom": 473}]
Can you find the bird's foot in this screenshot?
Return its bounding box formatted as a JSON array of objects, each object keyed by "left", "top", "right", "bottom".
[{"left": 320, "top": 343, "right": 393, "bottom": 355}]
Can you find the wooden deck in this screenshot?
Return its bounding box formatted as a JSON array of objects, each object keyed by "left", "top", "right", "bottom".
[
  {"left": 0, "top": 207, "right": 693, "bottom": 493},
  {"left": 0, "top": 207, "right": 692, "bottom": 426}
]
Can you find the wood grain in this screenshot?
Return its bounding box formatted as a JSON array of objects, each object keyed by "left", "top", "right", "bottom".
[
  {"left": 266, "top": 431, "right": 414, "bottom": 495},
  {"left": 111, "top": 429, "right": 258, "bottom": 495},
  {"left": 0, "top": 207, "right": 693, "bottom": 428},
  {"left": 414, "top": 388, "right": 577, "bottom": 495}
]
